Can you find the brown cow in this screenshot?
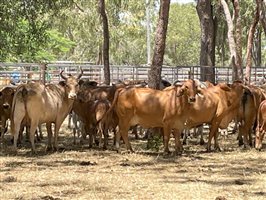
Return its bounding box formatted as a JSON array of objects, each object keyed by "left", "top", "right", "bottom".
[
  {"left": 11, "top": 69, "right": 83, "bottom": 153},
  {"left": 73, "top": 97, "right": 111, "bottom": 149},
  {"left": 0, "top": 86, "right": 16, "bottom": 143},
  {"left": 185, "top": 81, "right": 248, "bottom": 151},
  {"left": 237, "top": 85, "right": 266, "bottom": 148},
  {"left": 255, "top": 99, "right": 266, "bottom": 150},
  {"left": 105, "top": 79, "right": 198, "bottom": 154}
]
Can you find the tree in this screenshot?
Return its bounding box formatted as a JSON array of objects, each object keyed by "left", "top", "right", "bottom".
[
  {"left": 166, "top": 3, "right": 200, "bottom": 66},
  {"left": 0, "top": 0, "right": 73, "bottom": 61},
  {"left": 245, "top": 0, "right": 260, "bottom": 84},
  {"left": 98, "top": 0, "right": 110, "bottom": 85},
  {"left": 221, "top": 0, "right": 243, "bottom": 81},
  {"left": 196, "top": 0, "right": 216, "bottom": 83},
  {"left": 148, "top": 0, "right": 171, "bottom": 89}
]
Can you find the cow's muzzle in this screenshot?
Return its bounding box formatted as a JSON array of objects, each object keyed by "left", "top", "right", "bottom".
[
  {"left": 68, "top": 93, "right": 77, "bottom": 99},
  {"left": 3, "top": 103, "right": 10, "bottom": 109},
  {"left": 188, "top": 97, "right": 196, "bottom": 103}
]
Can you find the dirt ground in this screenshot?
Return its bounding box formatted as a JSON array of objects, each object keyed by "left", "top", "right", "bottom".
[{"left": 0, "top": 121, "right": 265, "bottom": 200}]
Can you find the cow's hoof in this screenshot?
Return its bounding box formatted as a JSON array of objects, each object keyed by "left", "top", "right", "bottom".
[
  {"left": 242, "top": 145, "right": 251, "bottom": 150},
  {"left": 95, "top": 140, "right": 100, "bottom": 146},
  {"left": 103, "top": 146, "right": 107, "bottom": 151},
  {"left": 214, "top": 146, "right": 222, "bottom": 152}
]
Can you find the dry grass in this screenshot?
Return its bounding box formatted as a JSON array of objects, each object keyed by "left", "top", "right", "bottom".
[{"left": 0, "top": 122, "right": 266, "bottom": 200}]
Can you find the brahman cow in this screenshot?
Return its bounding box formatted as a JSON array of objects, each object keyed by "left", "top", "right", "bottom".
[
  {"left": 105, "top": 79, "right": 198, "bottom": 154},
  {"left": 255, "top": 99, "right": 266, "bottom": 150},
  {"left": 11, "top": 69, "right": 83, "bottom": 153},
  {"left": 185, "top": 81, "right": 248, "bottom": 151},
  {"left": 237, "top": 85, "right": 266, "bottom": 148}
]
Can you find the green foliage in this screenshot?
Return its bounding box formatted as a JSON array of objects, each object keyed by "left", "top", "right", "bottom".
[
  {"left": 35, "top": 29, "right": 76, "bottom": 61},
  {"left": 166, "top": 3, "right": 200, "bottom": 65},
  {"left": 0, "top": 0, "right": 73, "bottom": 62},
  {"left": 1, "top": 0, "right": 264, "bottom": 66}
]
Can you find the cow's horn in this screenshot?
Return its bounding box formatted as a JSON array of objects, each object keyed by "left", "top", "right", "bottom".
[
  {"left": 77, "top": 67, "right": 83, "bottom": 79},
  {"left": 60, "top": 70, "right": 67, "bottom": 80}
]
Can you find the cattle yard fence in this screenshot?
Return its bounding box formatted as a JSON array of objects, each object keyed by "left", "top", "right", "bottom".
[{"left": 0, "top": 62, "right": 266, "bottom": 85}]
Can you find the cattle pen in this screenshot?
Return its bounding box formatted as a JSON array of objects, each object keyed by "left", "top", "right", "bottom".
[
  {"left": 0, "top": 62, "right": 266, "bottom": 200},
  {"left": 1, "top": 62, "right": 266, "bottom": 84}
]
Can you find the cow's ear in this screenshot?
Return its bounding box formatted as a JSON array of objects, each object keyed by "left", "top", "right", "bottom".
[
  {"left": 197, "top": 88, "right": 203, "bottom": 94},
  {"left": 78, "top": 79, "right": 84, "bottom": 86},
  {"left": 59, "top": 81, "right": 66, "bottom": 87}
]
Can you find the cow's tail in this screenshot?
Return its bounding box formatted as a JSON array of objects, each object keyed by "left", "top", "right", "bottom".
[
  {"left": 10, "top": 85, "right": 28, "bottom": 136},
  {"left": 241, "top": 87, "right": 253, "bottom": 123}
]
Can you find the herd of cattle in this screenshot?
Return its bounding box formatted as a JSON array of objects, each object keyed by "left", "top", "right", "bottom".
[{"left": 0, "top": 68, "right": 266, "bottom": 155}]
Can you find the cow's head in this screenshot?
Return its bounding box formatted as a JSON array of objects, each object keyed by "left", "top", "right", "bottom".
[
  {"left": 59, "top": 68, "right": 83, "bottom": 100},
  {"left": 175, "top": 79, "right": 198, "bottom": 103},
  {"left": 255, "top": 127, "right": 265, "bottom": 151},
  {"left": 0, "top": 87, "right": 15, "bottom": 110}
]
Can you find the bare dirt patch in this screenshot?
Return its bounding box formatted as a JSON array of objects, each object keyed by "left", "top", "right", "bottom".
[{"left": 1, "top": 122, "right": 265, "bottom": 200}]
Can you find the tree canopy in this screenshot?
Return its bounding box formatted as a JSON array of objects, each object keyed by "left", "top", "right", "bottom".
[{"left": 0, "top": 0, "right": 265, "bottom": 67}]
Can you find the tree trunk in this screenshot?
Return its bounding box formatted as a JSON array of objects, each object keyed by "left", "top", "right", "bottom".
[
  {"left": 196, "top": 0, "right": 216, "bottom": 83},
  {"left": 98, "top": 0, "right": 110, "bottom": 85},
  {"left": 233, "top": 0, "right": 243, "bottom": 77},
  {"left": 221, "top": 0, "right": 242, "bottom": 81},
  {"left": 148, "top": 0, "right": 170, "bottom": 89},
  {"left": 252, "top": 28, "right": 261, "bottom": 67},
  {"left": 259, "top": 0, "right": 266, "bottom": 35},
  {"left": 245, "top": 0, "right": 260, "bottom": 84}
]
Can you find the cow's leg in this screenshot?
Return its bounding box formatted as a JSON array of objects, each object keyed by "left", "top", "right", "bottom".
[
  {"left": 182, "top": 129, "right": 188, "bottom": 145},
  {"left": 53, "top": 122, "right": 63, "bottom": 151},
  {"left": 103, "top": 124, "right": 108, "bottom": 150},
  {"left": 213, "top": 130, "right": 221, "bottom": 151},
  {"left": 73, "top": 124, "right": 77, "bottom": 145},
  {"left": 173, "top": 129, "right": 183, "bottom": 155},
  {"left": 238, "top": 124, "right": 244, "bottom": 146},
  {"left": 0, "top": 117, "right": 7, "bottom": 146},
  {"left": 68, "top": 112, "right": 72, "bottom": 129},
  {"left": 163, "top": 126, "right": 171, "bottom": 154},
  {"left": 118, "top": 123, "right": 133, "bottom": 152},
  {"left": 248, "top": 129, "right": 253, "bottom": 147},
  {"left": 12, "top": 110, "right": 25, "bottom": 152},
  {"left": 207, "top": 122, "right": 220, "bottom": 152},
  {"left": 198, "top": 125, "right": 205, "bottom": 145},
  {"left": 79, "top": 123, "right": 86, "bottom": 145},
  {"left": 46, "top": 123, "right": 53, "bottom": 151},
  {"left": 29, "top": 121, "right": 38, "bottom": 154},
  {"left": 38, "top": 124, "right": 43, "bottom": 140},
  {"left": 87, "top": 126, "right": 93, "bottom": 148},
  {"left": 72, "top": 113, "right": 78, "bottom": 144}
]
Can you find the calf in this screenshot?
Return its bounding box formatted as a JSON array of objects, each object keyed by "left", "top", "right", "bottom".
[{"left": 0, "top": 86, "right": 16, "bottom": 143}]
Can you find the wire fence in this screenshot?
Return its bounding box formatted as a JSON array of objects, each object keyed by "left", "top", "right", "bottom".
[{"left": 0, "top": 62, "right": 265, "bottom": 85}]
